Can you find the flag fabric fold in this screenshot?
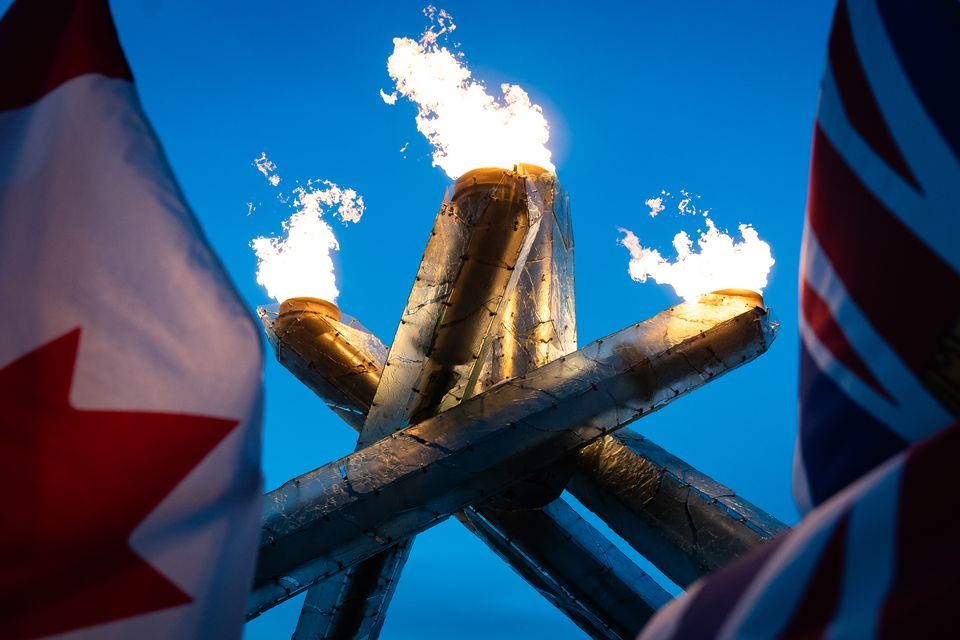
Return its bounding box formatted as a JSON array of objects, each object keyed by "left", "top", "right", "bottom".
[
  {"left": 0, "top": 1, "right": 263, "bottom": 638},
  {"left": 639, "top": 0, "right": 960, "bottom": 637}
]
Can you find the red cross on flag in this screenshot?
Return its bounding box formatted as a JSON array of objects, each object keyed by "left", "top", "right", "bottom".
[{"left": 0, "top": 1, "right": 264, "bottom": 638}]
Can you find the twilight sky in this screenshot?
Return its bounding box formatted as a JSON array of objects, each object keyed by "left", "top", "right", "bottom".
[{"left": 5, "top": 1, "right": 838, "bottom": 637}]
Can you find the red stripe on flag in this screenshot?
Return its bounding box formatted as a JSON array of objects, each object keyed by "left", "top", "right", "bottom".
[
  {"left": 0, "top": 329, "right": 240, "bottom": 637},
  {"left": 808, "top": 126, "right": 960, "bottom": 377},
  {"left": 779, "top": 515, "right": 849, "bottom": 639},
  {"left": 802, "top": 279, "right": 893, "bottom": 402},
  {"left": 0, "top": 0, "right": 132, "bottom": 112},
  {"left": 879, "top": 421, "right": 960, "bottom": 638},
  {"left": 828, "top": 0, "right": 920, "bottom": 192},
  {"left": 671, "top": 535, "right": 787, "bottom": 640}
]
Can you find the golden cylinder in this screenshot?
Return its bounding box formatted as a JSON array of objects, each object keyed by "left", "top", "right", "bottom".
[
  {"left": 274, "top": 297, "right": 381, "bottom": 430},
  {"left": 709, "top": 289, "right": 764, "bottom": 308},
  {"left": 407, "top": 167, "right": 540, "bottom": 422}
]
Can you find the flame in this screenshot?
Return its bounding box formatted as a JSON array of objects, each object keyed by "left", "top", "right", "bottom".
[
  {"left": 250, "top": 156, "right": 364, "bottom": 303},
  {"left": 253, "top": 152, "right": 280, "bottom": 186},
  {"left": 620, "top": 205, "right": 774, "bottom": 302},
  {"left": 645, "top": 197, "right": 665, "bottom": 217},
  {"left": 379, "top": 89, "right": 398, "bottom": 105},
  {"left": 384, "top": 7, "right": 554, "bottom": 179}
]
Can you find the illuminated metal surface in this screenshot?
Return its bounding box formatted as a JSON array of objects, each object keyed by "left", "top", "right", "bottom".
[
  {"left": 262, "top": 303, "right": 673, "bottom": 639},
  {"left": 255, "top": 170, "right": 780, "bottom": 637},
  {"left": 262, "top": 170, "right": 674, "bottom": 636},
  {"left": 292, "top": 540, "right": 411, "bottom": 640},
  {"left": 263, "top": 299, "right": 385, "bottom": 431},
  {"left": 271, "top": 170, "right": 670, "bottom": 639},
  {"left": 471, "top": 167, "right": 576, "bottom": 393},
  {"left": 262, "top": 300, "right": 411, "bottom": 639},
  {"left": 569, "top": 429, "right": 788, "bottom": 588},
  {"left": 248, "top": 292, "right": 777, "bottom": 617},
  {"left": 261, "top": 290, "right": 785, "bottom": 638},
  {"left": 345, "top": 166, "right": 551, "bottom": 638},
  {"left": 459, "top": 499, "right": 670, "bottom": 640},
  {"left": 277, "top": 167, "right": 585, "bottom": 638},
  {"left": 361, "top": 166, "right": 550, "bottom": 444}
]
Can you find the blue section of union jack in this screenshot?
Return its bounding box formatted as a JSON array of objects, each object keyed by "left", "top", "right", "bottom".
[
  {"left": 796, "top": 0, "right": 959, "bottom": 512},
  {"left": 639, "top": 1, "right": 960, "bottom": 637},
  {"left": 641, "top": 422, "right": 959, "bottom": 639}
]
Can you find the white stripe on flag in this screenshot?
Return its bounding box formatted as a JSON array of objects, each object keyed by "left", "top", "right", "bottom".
[
  {"left": 717, "top": 505, "right": 844, "bottom": 640},
  {"left": 0, "top": 73, "right": 263, "bottom": 639},
  {"left": 800, "top": 224, "right": 951, "bottom": 442},
  {"left": 824, "top": 460, "right": 902, "bottom": 640}
]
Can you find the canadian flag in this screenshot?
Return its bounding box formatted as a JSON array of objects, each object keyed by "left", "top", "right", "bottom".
[{"left": 0, "top": 1, "right": 263, "bottom": 639}]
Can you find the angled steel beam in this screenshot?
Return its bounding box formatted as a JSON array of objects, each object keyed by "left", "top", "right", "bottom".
[
  {"left": 568, "top": 430, "right": 788, "bottom": 588},
  {"left": 361, "top": 165, "right": 552, "bottom": 443},
  {"left": 263, "top": 295, "right": 670, "bottom": 638},
  {"left": 265, "top": 296, "right": 384, "bottom": 433},
  {"left": 248, "top": 292, "right": 777, "bottom": 617},
  {"left": 292, "top": 539, "right": 410, "bottom": 640},
  {"left": 286, "top": 166, "right": 560, "bottom": 639},
  {"left": 263, "top": 167, "right": 675, "bottom": 639},
  {"left": 459, "top": 499, "right": 670, "bottom": 640},
  {"left": 262, "top": 297, "right": 787, "bottom": 629},
  {"left": 268, "top": 298, "right": 415, "bottom": 640}
]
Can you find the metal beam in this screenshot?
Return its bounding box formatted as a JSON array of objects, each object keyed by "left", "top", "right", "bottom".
[
  {"left": 248, "top": 292, "right": 777, "bottom": 617},
  {"left": 292, "top": 541, "right": 411, "bottom": 640},
  {"left": 360, "top": 166, "right": 552, "bottom": 442},
  {"left": 282, "top": 166, "right": 633, "bottom": 639},
  {"left": 266, "top": 299, "right": 406, "bottom": 640},
  {"left": 287, "top": 166, "right": 558, "bottom": 639},
  {"left": 459, "top": 499, "right": 670, "bottom": 640},
  {"left": 264, "top": 293, "right": 670, "bottom": 638},
  {"left": 568, "top": 430, "right": 788, "bottom": 588}
]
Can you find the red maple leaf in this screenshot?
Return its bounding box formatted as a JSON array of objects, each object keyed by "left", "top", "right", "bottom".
[{"left": 0, "top": 328, "right": 238, "bottom": 639}]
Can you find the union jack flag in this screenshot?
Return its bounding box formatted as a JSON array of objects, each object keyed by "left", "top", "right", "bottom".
[{"left": 639, "top": 1, "right": 960, "bottom": 637}]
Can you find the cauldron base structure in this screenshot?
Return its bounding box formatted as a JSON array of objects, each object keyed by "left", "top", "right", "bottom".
[{"left": 252, "top": 167, "right": 782, "bottom": 639}]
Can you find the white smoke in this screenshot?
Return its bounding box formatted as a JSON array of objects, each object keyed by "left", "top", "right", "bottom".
[
  {"left": 384, "top": 6, "right": 554, "bottom": 179},
  {"left": 250, "top": 159, "right": 364, "bottom": 303}
]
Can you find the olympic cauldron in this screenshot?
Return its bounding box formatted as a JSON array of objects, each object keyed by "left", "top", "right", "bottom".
[{"left": 249, "top": 166, "right": 784, "bottom": 639}]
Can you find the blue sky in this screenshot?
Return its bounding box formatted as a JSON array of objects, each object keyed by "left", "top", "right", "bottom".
[{"left": 13, "top": 1, "right": 838, "bottom": 637}]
